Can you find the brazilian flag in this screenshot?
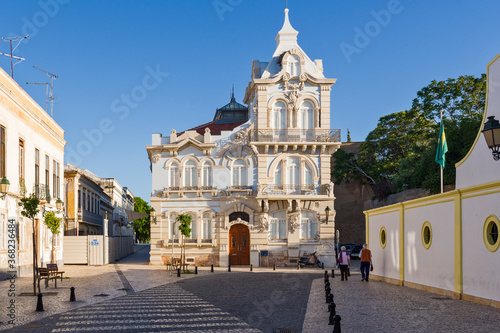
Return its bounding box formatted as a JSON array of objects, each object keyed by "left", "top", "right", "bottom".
[{"left": 435, "top": 121, "right": 448, "bottom": 168}]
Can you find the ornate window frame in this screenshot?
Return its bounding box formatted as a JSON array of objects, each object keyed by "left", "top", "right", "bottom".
[{"left": 483, "top": 214, "right": 500, "bottom": 252}]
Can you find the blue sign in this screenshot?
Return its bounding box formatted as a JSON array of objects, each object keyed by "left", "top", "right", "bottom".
[
  {"left": 260, "top": 250, "right": 268, "bottom": 256},
  {"left": 91, "top": 239, "right": 99, "bottom": 246}
]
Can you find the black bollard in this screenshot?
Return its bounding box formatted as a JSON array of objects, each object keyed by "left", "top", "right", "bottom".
[
  {"left": 195, "top": 266, "right": 198, "bottom": 275},
  {"left": 324, "top": 270, "right": 328, "bottom": 276},
  {"left": 332, "top": 315, "right": 341, "bottom": 333},
  {"left": 322, "top": 262, "right": 325, "bottom": 269},
  {"left": 328, "top": 302, "right": 336, "bottom": 325},
  {"left": 297, "top": 263, "right": 300, "bottom": 270},
  {"left": 211, "top": 264, "right": 214, "bottom": 273},
  {"left": 273, "top": 263, "right": 276, "bottom": 271},
  {"left": 328, "top": 293, "right": 334, "bottom": 304},
  {"left": 36, "top": 293, "right": 44, "bottom": 312},
  {"left": 332, "top": 269, "right": 335, "bottom": 278},
  {"left": 228, "top": 265, "right": 231, "bottom": 272},
  {"left": 70, "top": 287, "right": 76, "bottom": 302},
  {"left": 177, "top": 268, "right": 180, "bottom": 277},
  {"left": 325, "top": 287, "right": 331, "bottom": 303},
  {"left": 347, "top": 267, "right": 350, "bottom": 277},
  {"left": 250, "top": 264, "right": 253, "bottom": 272},
  {"left": 325, "top": 281, "right": 330, "bottom": 291}
]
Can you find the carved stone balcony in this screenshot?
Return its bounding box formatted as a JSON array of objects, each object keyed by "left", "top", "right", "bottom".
[
  {"left": 249, "top": 129, "right": 341, "bottom": 143},
  {"left": 33, "top": 184, "right": 50, "bottom": 202}
]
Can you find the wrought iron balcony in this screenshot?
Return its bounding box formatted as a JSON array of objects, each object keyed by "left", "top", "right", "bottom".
[
  {"left": 249, "top": 129, "right": 341, "bottom": 143},
  {"left": 33, "top": 184, "right": 50, "bottom": 202}
]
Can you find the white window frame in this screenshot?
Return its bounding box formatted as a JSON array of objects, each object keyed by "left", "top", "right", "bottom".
[
  {"left": 184, "top": 161, "right": 197, "bottom": 187},
  {"left": 202, "top": 162, "right": 212, "bottom": 187},
  {"left": 272, "top": 101, "right": 287, "bottom": 130},
  {"left": 170, "top": 163, "right": 179, "bottom": 187},
  {"left": 300, "top": 211, "right": 319, "bottom": 240},
  {"left": 232, "top": 159, "right": 247, "bottom": 186},
  {"left": 287, "top": 55, "right": 300, "bottom": 76},
  {"left": 299, "top": 101, "right": 314, "bottom": 130},
  {"left": 270, "top": 211, "right": 287, "bottom": 240},
  {"left": 202, "top": 213, "right": 212, "bottom": 239}
]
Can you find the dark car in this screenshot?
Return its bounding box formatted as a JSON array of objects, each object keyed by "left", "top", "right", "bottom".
[{"left": 350, "top": 245, "right": 363, "bottom": 259}]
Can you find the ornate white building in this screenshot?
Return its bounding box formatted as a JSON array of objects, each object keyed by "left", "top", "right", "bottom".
[{"left": 147, "top": 9, "right": 340, "bottom": 267}]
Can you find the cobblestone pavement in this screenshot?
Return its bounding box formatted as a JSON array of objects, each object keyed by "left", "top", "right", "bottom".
[{"left": 2, "top": 248, "right": 500, "bottom": 332}]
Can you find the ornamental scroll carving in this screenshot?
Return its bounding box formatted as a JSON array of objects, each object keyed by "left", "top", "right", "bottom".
[
  {"left": 258, "top": 213, "right": 270, "bottom": 233},
  {"left": 216, "top": 128, "right": 250, "bottom": 158},
  {"left": 152, "top": 154, "right": 161, "bottom": 164},
  {"left": 288, "top": 212, "right": 300, "bottom": 233}
]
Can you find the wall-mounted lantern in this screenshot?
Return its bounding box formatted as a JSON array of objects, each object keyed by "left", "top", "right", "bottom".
[{"left": 482, "top": 116, "right": 500, "bottom": 161}]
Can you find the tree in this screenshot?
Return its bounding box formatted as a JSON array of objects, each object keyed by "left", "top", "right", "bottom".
[
  {"left": 133, "top": 197, "right": 151, "bottom": 243},
  {"left": 43, "top": 212, "right": 61, "bottom": 264},
  {"left": 176, "top": 214, "right": 191, "bottom": 271},
  {"left": 19, "top": 193, "right": 40, "bottom": 295},
  {"left": 359, "top": 110, "right": 434, "bottom": 181},
  {"left": 411, "top": 74, "right": 486, "bottom": 122}
]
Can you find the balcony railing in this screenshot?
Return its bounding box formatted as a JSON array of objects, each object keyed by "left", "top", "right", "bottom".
[
  {"left": 249, "top": 129, "right": 341, "bottom": 143},
  {"left": 258, "top": 184, "right": 320, "bottom": 196},
  {"left": 33, "top": 184, "right": 50, "bottom": 202}
]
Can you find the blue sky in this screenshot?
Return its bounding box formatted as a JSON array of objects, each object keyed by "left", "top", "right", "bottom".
[{"left": 2, "top": 0, "right": 500, "bottom": 202}]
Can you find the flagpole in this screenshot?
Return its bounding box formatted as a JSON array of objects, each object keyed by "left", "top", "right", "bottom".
[{"left": 440, "top": 110, "right": 444, "bottom": 194}]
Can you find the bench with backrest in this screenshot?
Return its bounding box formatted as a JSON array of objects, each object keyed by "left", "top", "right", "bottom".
[
  {"left": 38, "top": 267, "right": 59, "bottom": 289},
  {"left": 47, "top": 263, "right": 64, "bottom": 282}
]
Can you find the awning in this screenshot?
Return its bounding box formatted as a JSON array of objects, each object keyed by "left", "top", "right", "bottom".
[{"left": 125, "top": 209, "right": 147, "bottom": 223}]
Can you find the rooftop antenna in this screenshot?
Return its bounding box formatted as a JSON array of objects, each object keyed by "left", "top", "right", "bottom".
[
  {"left": 30, "top": 66, "right": 58, "bottom": 117},
  {"left": 0, "top": 35, "right": 29, "bottom": 78}
]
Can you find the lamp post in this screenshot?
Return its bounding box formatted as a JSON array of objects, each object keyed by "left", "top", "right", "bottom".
[
  {"left": 0, "top": 177, "right": 10, "bottom": 199},
  {"left": 170, "top": 220, "right": 177, "bottom": 277},
  {"left": 323, "top": 206, "right": 331, "bottom": 224},
  {"left": 482, "top": 115, "right": 500, "bottom": 161}
]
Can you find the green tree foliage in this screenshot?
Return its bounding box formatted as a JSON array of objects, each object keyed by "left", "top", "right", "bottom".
[
  {"left": 176, "top": 214, "right": 191, "bottom": 270},
  {"left": 44, "top": 212, "right": 61, "bottom": 264},
  {"left": 333, "top": 74, "right": 486, "bottom": 196},
  {"left": 133, "top": 197, "right": 151, "bottom": 243}
]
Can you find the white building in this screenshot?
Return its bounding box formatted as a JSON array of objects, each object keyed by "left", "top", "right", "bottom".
[
  {"left": 0, "top": 66, "right": 65, "bottom": 277},
  {"left": 147, "top": 9, "right": 340, "bottom": 267},
  {"left": 364, "top": 52, "right": 500, "bottom": 307}
]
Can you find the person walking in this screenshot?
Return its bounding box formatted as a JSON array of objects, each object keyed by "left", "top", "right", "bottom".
[
  {"left": 338, "top": 246, "right": 350, "bottom": 281},
  {"left": 359, "top": 244, "right": 372, "bottom": 282}
]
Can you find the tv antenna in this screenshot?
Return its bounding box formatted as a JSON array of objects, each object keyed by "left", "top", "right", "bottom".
[
  {"left": 0, "top": 35, "right": 29, "bottom": 78},
  {"left": 27, "top": 66, "right": 58, "bottom": 117}
]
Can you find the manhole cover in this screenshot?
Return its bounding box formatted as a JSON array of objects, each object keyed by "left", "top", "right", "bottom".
[
  {"left": 175, "top": 306, "right": 200, "bottom": 313},
  {"left": 274, "top": 329, "right": 297, "bottom": 333},
  {"left": 94, "top": 294, "right": 110, "bottom": 297}
]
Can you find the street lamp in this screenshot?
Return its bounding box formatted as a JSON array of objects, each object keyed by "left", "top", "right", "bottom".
[
  {"left": 56, "top": 198, "right": 63, "bottom": 210},
  {"left": 150, "top": 207, "right": 157, "bottom": 224},
  {"left": 482, "top": 115, "right": 500, "bottom": 161},
  {"left": 0, "top": 177, "right": 10, "bottom": 199},
  {"left": 324, "top": 206, "right": 331, "bottom": 224}
]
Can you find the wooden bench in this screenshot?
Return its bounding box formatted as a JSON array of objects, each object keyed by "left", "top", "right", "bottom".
[
  {"left": 47, "top": 264, "right": 65, "bottom": 281},
  {"left": 167, "top": 258, "right": 189, "bottom": 272},
  {"left": 38, "top": 264, "right": 65, "bottom": 290}
]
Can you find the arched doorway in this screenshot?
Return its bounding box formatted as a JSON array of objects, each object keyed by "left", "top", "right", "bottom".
[{"left": 229, "top": 224, "right": 250, "bottom": 265}]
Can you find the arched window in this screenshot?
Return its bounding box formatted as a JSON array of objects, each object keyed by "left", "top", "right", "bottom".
[
  {"left": 300, "top": 211, "right": 318, "bottom": 240},
  {"left": 202, "top": 162, "right": 212, "bottom": 187},
  {"left": 274, "top": 161, "right": 283, "bottom": 185},
  {"left": 202, "top": 213, "right": 212, "bottom": 239},
  {"left": 169, "top": 213, "right": 178, "bottom": 239},
  {"left": 272, "top": 101, "right": 287, "bottom": 130},
  {"left": 299, "top": 101, "right": 314, "bottom": 130},
  {"left": 233, "top": 159, "right": 247, "bottom": 186},
  {"left": 270, "top": 211, "right": 287, "bottom": 240},
  {"left": 184, "top": 160, "right": 197, "bottom": 187},
  {"left": 169, "top": 163, "right": 179, "bottom": 187},
  {"left": 287, "top": 55, "right": 300, "bottom": 76},
  {"left": 305, "top": 163, "right": 313, "bottom": 185},
  {"left": 188, "top": 213, "right": 197, "bottom": 239},
  {"left": 287, "top": 158, "right": 300, "bottom": 192}
]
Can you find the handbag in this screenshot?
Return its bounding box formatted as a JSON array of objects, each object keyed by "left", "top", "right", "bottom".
[{"left": 370, "top": 263, "right": 374, "bottom": 271}]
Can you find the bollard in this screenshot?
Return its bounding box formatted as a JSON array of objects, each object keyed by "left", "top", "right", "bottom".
[
  {"left": 195, "top": 266, "right": 198, "bottom": 275},
  {"left": 297, "top": 263, "right": 300, "bottom": 270},
  {"left": 273, "top": 263, "right": 276, "bottom": 271},
  {"left": 250, "top": 264, "right": 253, "bottom": 272},
  {"left": 332, "top": 269, "right": 335, "bottom": 278},
  {"left": 328, "top": 293, "right": 334, "bottom": 304},
  {"left": 328, "top": 302, "right": 336, "bottom": 325},
  {"left": 70, "top": 287, "right": 76, "bottom": 302},
  {"left": 177, "top": 268, "right": 180, "bottom": 277},
  {"left": 36, "top": 293, "right": 44, "bottom": 312},
  {"left": 324, "top": 281, "right": 330, "bottom": 291},
  {"left": 228, "top": 265, "right": 231, "bottom": 272},
  {"left": 325, "top": 287, "right": 331, "bottom": 303},
  {"left": 322, "top": 262, "right": 325, "bottom": 269},
  {"left": 347, "top": 267, "right": 350, "bottom": 277},
  {"left": 211, "top": 264, "right": 214, "bottom": 273},
  {"left": 332, "top": 315, "right": 341, "bottom": 333},
  {"left": 324, "top": 270, "right": 328, "bottom": 276}
]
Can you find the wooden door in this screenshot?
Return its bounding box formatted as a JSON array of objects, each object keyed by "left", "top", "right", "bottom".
[{"left": 229, "top": 224, "right": 250, "bottom": 265}]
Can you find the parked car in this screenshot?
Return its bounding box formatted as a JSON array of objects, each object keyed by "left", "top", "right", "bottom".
[{"left": 350, "top": 245, "right": 363, "bottom": 259}]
